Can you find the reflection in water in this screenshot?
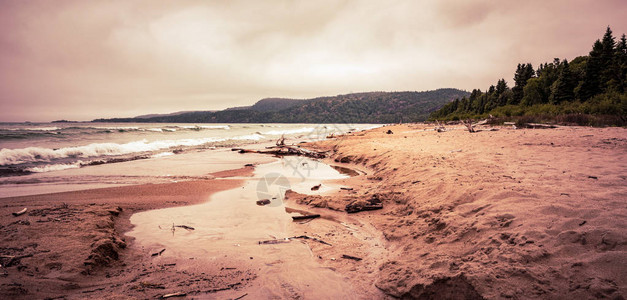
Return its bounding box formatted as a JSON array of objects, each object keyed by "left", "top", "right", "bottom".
[{"left": 128, "top": 157, "right": 358, "bottom": 299}]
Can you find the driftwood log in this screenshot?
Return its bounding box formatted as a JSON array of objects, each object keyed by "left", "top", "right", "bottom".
[
  {"left": 232, "top": 145, "right": 327, "bottom": 159},
  {"left": 342, "top": 254, "right": 363, "bottom": 261},
  {"left": 258, "top": 239, "right": 290, "bottom": 245},
  {"left": 291, "top": 214, "right": 320, "bottom": 221},
  {"left": 174, "top": 225, "right": 195, "bottom": 230},
  {"left": 290, "top": 235, "right": 332, "bottom": 246},
  {"left": 256, "top": 199, "right": 271, "bottom": 206},
  {"left": 12, "top": 208, "right": 27, "bottom": 217}
]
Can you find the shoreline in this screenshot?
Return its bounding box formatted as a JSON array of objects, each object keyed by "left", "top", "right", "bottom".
[
  {"left": 0, "top": 165, "right": 261, "bottom": 299},
  {"left": 1, "top": 123, "right": 625, "bottom": 299}
]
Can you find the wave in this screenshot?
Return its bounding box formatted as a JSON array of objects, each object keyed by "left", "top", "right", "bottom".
[
  {"left": 0, "top": 127, "right": 61, "bottom": 132},
  {"left": 262, "top": 127, "right": 315, "bottom": 135},
  {"left": 232, "top": 133, "right": 264, "bottom": 141},
  {"left": 151, "top": 152, "right": 174, "bottom": 158},
  {"left": 173, "top": 125, "right": 230, "bottom": 130},
  {"left": 26, "top": 162, "right": 82, "bottom": 173},
  {"left": 0, "top": 137, "right": 227, "bottom": 165},
  {"left": 0, "top": 131, "right": 272, "bottom": 166}
]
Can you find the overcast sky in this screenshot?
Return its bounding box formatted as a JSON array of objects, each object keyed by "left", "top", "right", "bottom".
[{"left": 1, "top": 0, "right": 626, "bottom": 122}]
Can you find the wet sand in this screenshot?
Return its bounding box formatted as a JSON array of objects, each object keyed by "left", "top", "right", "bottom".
[{"left": 1, "top": 124, "right": 626, "bottom": 299}]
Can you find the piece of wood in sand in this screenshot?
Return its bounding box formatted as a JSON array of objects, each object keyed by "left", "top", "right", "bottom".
[
  {"left": 342, "top": 254, "right": 363, "bottom": 261},
  {"left": 345, "top": 204, "right": 383, "bottom": 214},
  {"left": 290, "top": 235, "right": 332, "bottom": 246},
  {"left": 340, "top": 187, "right": 353, "bottom": 190},
  {"left": 311, "top": 184, "right": 321, "bottom": 191},
  {"left": 258, "top": 239, "right": 290, "bottom": 245},
  {"left": 234, "top": 293, "right": 248, "bottom": 300},
  {"left": 291, "top": 214, "right": 320, "bottom": 221},
  {"left": 12, "top": 208, "right": 27, "bottom": 217},
  {"left": 256, "top": 199, "right": 271, "bottom": 206},
  {"left": 174, "top": 225, "right": 195, "bottom": 230},
  {"left": 161, "top": 292, "right": 186, "bottom": 299},
  {"left": 151, "top": 249, "right": 166, "bottom": 256}
]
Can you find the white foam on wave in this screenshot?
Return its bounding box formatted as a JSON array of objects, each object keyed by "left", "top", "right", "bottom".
[
  {"left": 26, "top": 162, "right": 83, "bottom": 173},
  {"left": 232, "top": 133, "right": 264, "bottom": 141},
  {"left": 176, "top": 125, "right": 230, "bottom": 130},
  {"left": 0, "top": 132, "right": 273, "bottom": 166},
  {"left": 94, "top": 126, "right": 140, "bottom": 130},
  {"left": 152, "top": 152, "right": 174, "bottom": 158},
  {"left": 262, "top": 127, "right": 315, "bottom": 135},
  {"left": 4, "top": 127, "right": 62, "bottom": 131},
  {"left": 0, "top": 137, "right": 227, "bottom": 165}
]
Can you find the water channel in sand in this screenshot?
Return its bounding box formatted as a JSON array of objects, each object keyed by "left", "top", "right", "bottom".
[{"left": 128, "top": 157, "right": 363, "bottom": 299}]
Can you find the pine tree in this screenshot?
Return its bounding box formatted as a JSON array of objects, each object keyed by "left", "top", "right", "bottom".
[
  {"left": 616, "top": 34, "right": 627, "bottom": 92},
  {"left": 511, "top": 63, "right": 535, "bottom": 104},
  {"left": 579, "top": 40, "right": 603, "bottom": 100},
  {"left": 600, "top": 26, "right": 619, "bottom": 92},
  {"left": 550, "top": 59, "right": 576, "bottom": 103}
]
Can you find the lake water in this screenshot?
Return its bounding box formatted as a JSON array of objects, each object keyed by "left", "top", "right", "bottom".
[{"left": 0, "top": 122, "right": 379, "bottom": 197}]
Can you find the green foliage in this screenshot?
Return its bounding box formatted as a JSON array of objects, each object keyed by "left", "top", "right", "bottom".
[{"left": 430, "top": 27, "right": 627, "bottom": 125}]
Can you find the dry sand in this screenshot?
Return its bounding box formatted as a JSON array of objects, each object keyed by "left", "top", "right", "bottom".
[
  {"left": 290, "top": 124, "right": 626, "bottom": 299},
  {"left": 1, "top": 124, "right": 625, "bottom": 299}
]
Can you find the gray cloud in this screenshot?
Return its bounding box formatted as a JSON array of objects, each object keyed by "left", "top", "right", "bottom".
[{"left": 1, "top": 0, "right": 626, "bottom": 121}]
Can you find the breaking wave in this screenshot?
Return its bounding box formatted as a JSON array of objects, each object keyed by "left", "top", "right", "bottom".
[
  {"left": 0, "top": 137, "right": 226, "bottom": 165},
  {"left": 262, "top": 127, "right": 315, "bottom": 135},
  {"left": 26, "top": 162, "right": 83, "bottom": 173}
]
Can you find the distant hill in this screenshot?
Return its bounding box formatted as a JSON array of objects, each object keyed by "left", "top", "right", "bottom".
[
  {"left": 134, "top": 110, "right": 208, "bottom": 119},
  {"left": 93, "top": 89, "right": 468, "bottom": 123}
]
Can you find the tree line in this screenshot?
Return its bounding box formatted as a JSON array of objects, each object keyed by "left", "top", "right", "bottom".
[{"left": 430, "top": 27, "right": 627, "bottom": 125}]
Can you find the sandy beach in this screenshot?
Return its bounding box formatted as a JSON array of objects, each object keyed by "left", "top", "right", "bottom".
[{"left": 1, "top": 124, "right": 626, "bottom": 299}]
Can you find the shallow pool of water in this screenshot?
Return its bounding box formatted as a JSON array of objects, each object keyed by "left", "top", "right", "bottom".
[{"left": 128, "top": 156, "right": 360, "bottom": 298}]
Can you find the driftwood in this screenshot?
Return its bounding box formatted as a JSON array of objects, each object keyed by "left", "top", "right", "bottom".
[
  {"left": 462, "top": 119, "right": 475, "bottom": 133},
  {"left": 346, "top": 204, "right": 383, "bottom": 213},
  {"left": 151, "top": 249, "right": 166, "bottom": 257},
  {"left": 311, "top": 184, "right": 321, "bottom": 191},
  {"left": 340, "top": 187, "right": 353, "bottom": 191},
  {"left": 291, "top": 214, "right": 320, "bottom": 221},
  {"left": 258, "top": 239, "right": 290, "bottom": 245},
  {"left": 0, "top": 254, "right": 34, "bottom": 267},
  {"left": 435, "top": 120, "right": 446, "bottom": 132},
  {"left": 12, "top": 208, "right": 27, "bottom": 217},
  {"left": 290, "top": 235, "right": 332, "bottom": 246},
  {"left": 259, "top": 235, "right": 331, "bottom": 246},
  {"left": 174, "top": 225, "right": 195, "bottom": 230},
  {"left": 232, "top": 145, "right": 327, "bottom": 159},
  {"left": 276, "top": 134, "right": 286, "bottom": 146},
  {"left": 256, "top": 199, "right": 271, "bottom": 206},
  {"left": 342, "top": 254, "right": 363, "bottom": 261},
  {"left": 161, "top": 292, "right": 186, "bottom": 299}
]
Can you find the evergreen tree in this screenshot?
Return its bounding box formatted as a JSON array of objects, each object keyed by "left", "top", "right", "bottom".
[
  {"left": 579, "top": 40, "right": 603, "bottom": 100},
  {"left": 550, "top": 59, "right": 576, "bottom": 103},
  {"left": 511, "top": 63, "right": 535, "bottom": 104},
  {"left": 616, "top": 34, "right": 627, "bottom": 92},
  {"left": 600, "top": 26, "right": 619, "bottom": 92}
]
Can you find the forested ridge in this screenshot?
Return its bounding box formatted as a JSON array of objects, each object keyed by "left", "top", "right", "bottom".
[
  {"left": 93, "top": 89, "right": 468, "bottom": 124},
  {"left": 430, "top": 27, "right": 627, "bottom": 126}
]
